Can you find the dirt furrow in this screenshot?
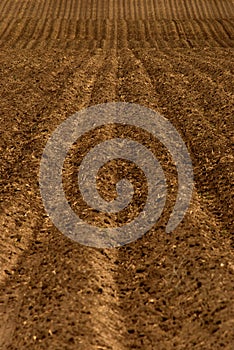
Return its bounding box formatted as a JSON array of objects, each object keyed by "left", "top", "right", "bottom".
[
  {"left": 207, "top": 19, "right": 231, "bottom": 47},
  {"left": 215, "top": 0, "right": 230, "bottom": 18},
  {"left": 161, "top": 48, "right": 234, "bottom": 138},
  {"left": 172, "top": 48, "right": 234, "bottom": 92},
  {"left": 0, "top": 49, "right": 92, "bottom": 282},
  {"left": 56, "top": 18, "right": 70, "bottom": 43},
  {"left": 149, "top": 21, "right": 161, "bottom": 48},
  {"left": 172, "top": 20, "right": 192, "bottom": 47},
  {"left": 32, "top": 0, "right": 49, "bottom": 23},
  {"left": 1, "top": 1, "right": 234, "bottom": 349},
  {"left": 1, "top": 224, "right": 127, "bottom": 350},
  {"left": 92, "top": 19, "right": 101, "bottom": 45},
  {"left": 115, "top": 20, "right": 126, "bottom": 48},
  {"left": 63, "top": 0, "right": 74, "bottom": 20},
  {"left": 0, "top": 0, "right": 20, "bottom": 19},
  {"left": 0, "top": 16, "right": 18, "bottom": 44},
  {"left": 1, "top": 49, "right": 132, "bottom": 350},
  {"left": 219, "top": 19, "right": 234, "bottom": 41},
  {"left": 133, "top": 48, "right": 233, "bottom": 230},
  {"left": 195, "top": 19, "right": 218, "bottom": 47},
  {"left": 0, "top": 0, "right": 8, "bottom": 16},
  {"left": 8, "top": 18, "right": 34, "bottom": 49},
  {"left": 146, "top": 0, "right": 156, "bottom": 19},
  {"left": 137, "top": 20, "right": 148, "bottom": 46},
  {"left": 212, "top": 19, "right": 234, "bottom": 47},
  {"left": 171, "top": 0, "right": 184, "bottom": 20},
  {"left": 184, "top": 46, "right": 233, "bottom": 71},
  {"left": 192, "top": 0, "right": 211, "bottom": 19},
  {"left": 19, "top": 19, "right": 41, "bottom": 50},
  {"left": 141, "top": 0, "right": 148, "bottom": 20},
  {"left": 112, "top": 47, "right": 234, "bottom": 349},
  {"left": 168, "top": 0, "right": 177, "bottom": 19},
  {"left": 55, "top": 0, "right": 67, "bottom": 21},
  {"left": 50, "top": 0, "right": 66, "bottom": 20},
  {"left": 106, "top": 0, "right": 113, "bottom": 20},
  {"left": 0, "top": 16, "right": 233, "bottom": 50}
]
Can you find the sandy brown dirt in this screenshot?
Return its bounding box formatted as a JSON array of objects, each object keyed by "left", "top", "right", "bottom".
[{"left": 0, "top": 1, "right": 234, "bottom": 349}]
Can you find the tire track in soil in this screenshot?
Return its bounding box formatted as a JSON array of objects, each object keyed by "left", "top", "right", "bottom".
[
  {"left": 0, "top": 47, "right": 92, "bottom": 297},
  {"left": 113, "top": 47, "right": 234, "bottom": 349},
  {"left": 133, "top": 48, "right": 233, "bottom": 231},
  {"left": 120, "top": 46, "right": 233, "bottom": 227},
  {"left": 0, "top": 48, "right": 91, "bottom": 284},
  {"left": 171, "top": 48, "right": 234, "bottom": 97},
  {"left": 1, "top": 49, "right": 129, "bottom": 350},
  {"left": 170, "top": 47, "right": 234, "bottom": 135},
  {"left": 0, "top": 54, "right": 80, "bottom": 347},
  {"left": 1, "top": 1, "right": 234, "bottom": 349},
  {"left": 184, "top": 41, "right": 233, "bottom": 61}
]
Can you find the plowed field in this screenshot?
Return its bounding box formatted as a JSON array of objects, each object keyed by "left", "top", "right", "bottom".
[{"left": 0, "top": 1, "right": 234, "bottom": 349}]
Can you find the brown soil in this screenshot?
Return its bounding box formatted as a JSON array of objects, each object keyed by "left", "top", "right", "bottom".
[{"left": 0, "top": 1, "right": 234, "bottom": 349}]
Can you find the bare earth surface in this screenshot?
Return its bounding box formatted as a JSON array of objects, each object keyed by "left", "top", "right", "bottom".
[{"left": 0, "top": 1, "right": 234, "bottom": 349}]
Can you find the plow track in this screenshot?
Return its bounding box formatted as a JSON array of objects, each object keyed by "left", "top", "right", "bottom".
[
  {"left": 0, "top": 1, "right": 233, "bottom": 349},
  {"left": 0, "top": 0, "right": 233, "bottom": 49}
]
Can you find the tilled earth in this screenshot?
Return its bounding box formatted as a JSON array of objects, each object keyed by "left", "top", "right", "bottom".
[{"left": 0, "top": 1, "right": 234, "bottom": 349}]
